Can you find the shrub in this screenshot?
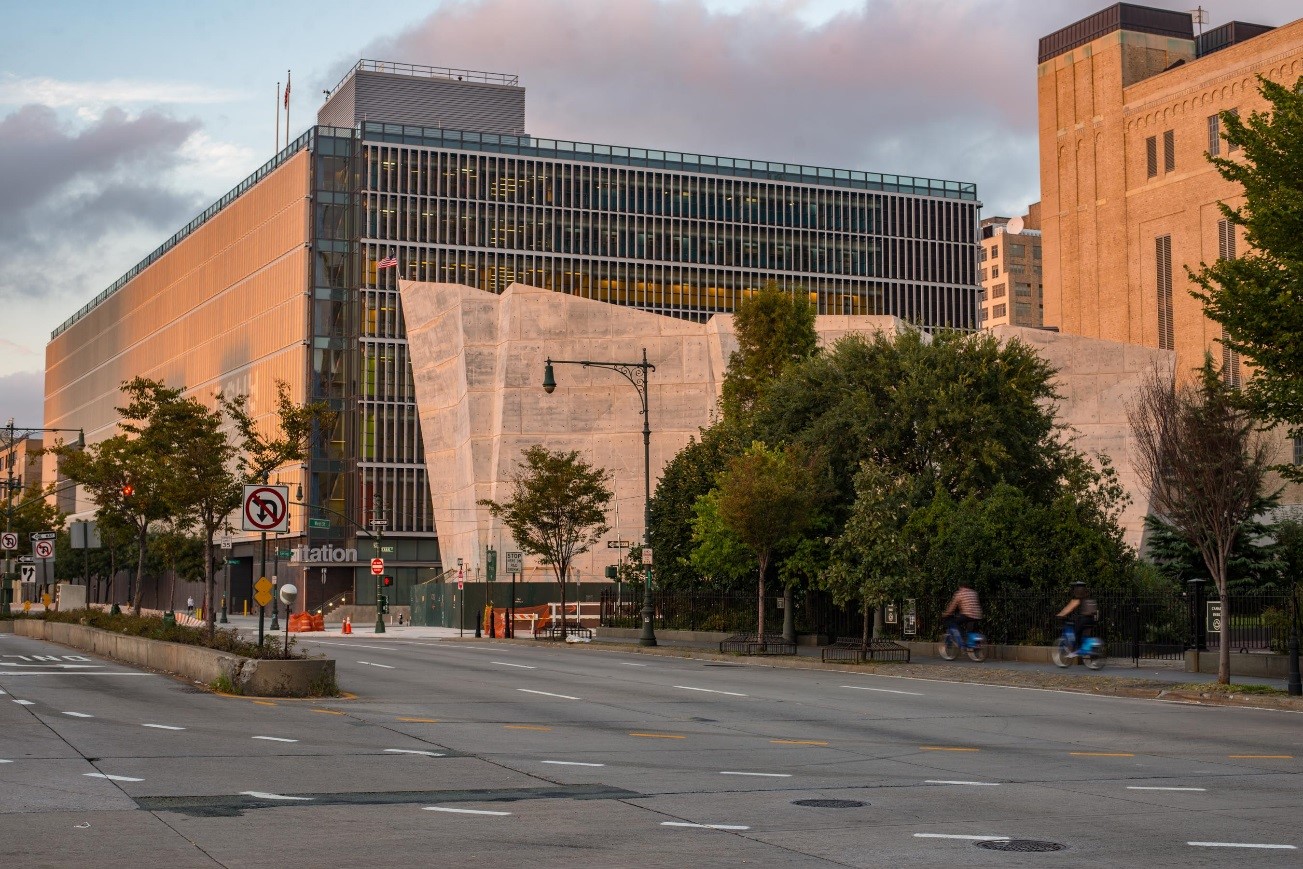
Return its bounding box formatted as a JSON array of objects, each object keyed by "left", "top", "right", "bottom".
[{"left": 38, "top": 609, "right": 303, "bottom": 659}]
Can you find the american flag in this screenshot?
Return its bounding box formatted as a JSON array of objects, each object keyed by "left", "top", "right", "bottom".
[
  {"left": 377, "top": 252, "right": 398, "bottom": 270},
  {"left": 284, "top": 71, "right": 291, "bottom": 108}
]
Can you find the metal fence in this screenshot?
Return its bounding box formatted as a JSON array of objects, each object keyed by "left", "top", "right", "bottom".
[{"left": 601, "top": 586, "right": 1296, "bottom": 663}]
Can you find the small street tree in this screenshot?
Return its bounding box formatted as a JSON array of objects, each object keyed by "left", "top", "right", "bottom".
[
  {"left": 1191, "top": 75, "right": 1303, "bottom": 482},
  {"left": 713, "top": 442, "right": 821, "bottom": 641},
  {"left": 480, "top": 446, "right": 613, "bottom": 638},
  {"left": 1129, "top": 357, "right": 1276, "bottom": 683},
  {"left": 722, "top": 281, "right": 818, "bottom": 415}
]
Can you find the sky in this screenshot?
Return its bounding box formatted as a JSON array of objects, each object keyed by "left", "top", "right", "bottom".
[{"left": 1, "top": 0, "right": 1297, "bottom": 425}]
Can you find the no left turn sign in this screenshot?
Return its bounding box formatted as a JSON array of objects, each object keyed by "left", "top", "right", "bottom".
[
  {"left": 0, "top": 532, "right": 16, "bottom": 550},
  {"left": 33, "top": 540, "right": 54, "bottom": 559},
  {"left": 242, "top": 485, "right": 290, "bottom": 533}
]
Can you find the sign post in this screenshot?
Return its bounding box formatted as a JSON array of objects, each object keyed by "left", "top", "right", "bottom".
[
  {"left": 505, "top": 551, "right": 522, "bottom": 639},
  {"left": 485, "top": 547, "right": 497, "bottom": 636},
  {"left": 253, "top": 577, "right": 274, "bottom": 645},
  {"left": 371, "top": 557, "right": 386, "bottom": 634}
]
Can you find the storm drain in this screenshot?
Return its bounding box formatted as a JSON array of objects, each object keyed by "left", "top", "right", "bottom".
[
  {"left": 791, "top": 799, "right": 866, "bottom": 809},
  {"left": 975, "top": 840, "right": 1067, "bottom": 853}
]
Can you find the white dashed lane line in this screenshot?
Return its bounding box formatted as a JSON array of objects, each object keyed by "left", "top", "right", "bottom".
[
  {"left": 661, "top": 822, "right": 751, "bottom": 831},
  {"left": 357, "top": 661, "right": 395, "bottom": 669},
  {"left": 424, "top": 806, "right": 512, "bottom": 816},
  {"left": 673, "top": 686, "right": 747, "bottom": 697},
  {"left": 142, "top": 724, "right": 185, "bottom": 731},
  {"left": 925, "top": 780, "right": 1000, "bottom": 787},
  {"left": 384, "top": 749, "right": 445, "bottom": 757},
  {"left": 12, "top": 700, "right": 33, "bottom": 705},
  {"left": 251, "top": 736, "right": 299, "bottom": 743},
  {"left": 84, "top": 773, "right": 143, "bottom": 782},
  {"left": 914, "top": 833, "right": 1009, "bottom": 841},
  {"left": 1128, "top": 786, "right": 1205, "bottom": 792},
  {"left": 491, "top": 661, "right": 536, "bottom": 669},
  {"left": 542, "top": 761, "right": 605, "bottom": 767},
  {"left": 841, "top": 685, "right": 925, "bottom": 696},
  {"left": 517, "top": 689, "right": 579, "bottom": 700},
  {"left": 241, "top": 791, "right": 312, "bottom": 801},
  {"left": 720, "top": 771, "right": 790, "bottom": 778},
  {"left": 62, "top": 712, "right": 94, "bottom": 718},
  {"left": 1188, "top": 842, "right": 1296, "bottom": 850}
]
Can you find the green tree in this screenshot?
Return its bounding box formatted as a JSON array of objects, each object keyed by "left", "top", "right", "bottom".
[
  {"left": 1128, "top": 356, "right": 1277, "bottom": 683},
  {"left": 480, "top": 446, "right": 613, "bottom": 638},
  {"left": 220, "top": 380, "right": 335, "bottom": 485},
  {"left": 712, "top": 442, "right": 821, "bottom": 641},
  {"left": 687, "top": 489, "right": 755, "bottom": 592},
  {"left": 1191, "top": 75, "right": 1303, "bottom": 481},
  {"left": 722, "top": 282, "right": 818, "bottom": 416}
]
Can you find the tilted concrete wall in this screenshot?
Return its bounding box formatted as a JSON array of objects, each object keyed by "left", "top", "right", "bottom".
[{"left": 11, "top": 619, "right": 335, "bottom": 697}]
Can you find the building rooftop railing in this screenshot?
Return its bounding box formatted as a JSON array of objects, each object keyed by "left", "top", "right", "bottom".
[
  {"left": 358, "top": 122, "right": 979, "bottom": 201},
  {"left": 329, "top": 59, "right": 520, "bottom": 97}
]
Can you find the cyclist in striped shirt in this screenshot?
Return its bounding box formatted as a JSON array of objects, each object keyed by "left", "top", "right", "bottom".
[{"left": 942, "top": 583, "right": 983, "bottom": 640}]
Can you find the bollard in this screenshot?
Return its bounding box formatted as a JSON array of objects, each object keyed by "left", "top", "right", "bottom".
[{"left": 474, "top": 611, "right": 482, "bottom": 638}]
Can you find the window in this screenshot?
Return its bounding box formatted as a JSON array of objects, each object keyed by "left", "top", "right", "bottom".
[
  {"left": 1295, "top": 436, "right": 1303, "bottom": 466},
  {"left": 979, "top": 247, "right": 987, "bottom": 262},
  {"left": 1222, "top": 339, "right": 1242, "bottom": 389},
  {"left": 1015, "top": 302, "right": 1032, "bottom": 319},
  {"left": 1227, "top": 109, "right": 1240, "bottom": 152},
  {"left": 1015, "top": 282, "right": 1032, "bottom": 297},
  {"left": 1033, "top": 246, "right": 1042, "bottom": 260},
  {"left": 1163, "top": 130, "right": 1175, "bottom": 172},
  {"left": 979, "top": 268, "right": 988, "bottom": 282},
  {"left": 1009, "top": 262, "right": 1026, "bottom": 274},
  {"left": 1156, "top": 235, "right": 1174, "bottom": 350},
  {"left": 1146, "top": 136, "right": 1158, "bottom": 178},
  {"left": 1207, "top": 114, "right": 1220, "bottom": 156},
  {"left": 979, "top": 288, "right": 988, "bottom": 301},
  {"left": 1009, "top": 243, "right": 1026, "bottom": 257},
  {"left": 991, "top": 265, "right": 999, "bottom": 278},
  {"left": 979, "top": 306, "right": 987, "bottom": 322},
  {"left": 992, "top": 303, "right": 1007, "bottom": 318},
  {"left": 991, "top": 244, "right": 999, "bottom": 259},
  {"left": 992, "top": 283, "right": 1006, "bottom": 299},
  {"left": 1218, "top": 218, "right": 1236, "bottom": 260}
]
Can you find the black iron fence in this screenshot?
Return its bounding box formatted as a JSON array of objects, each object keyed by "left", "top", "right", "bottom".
[{"left": 600, "top": 586, "right": 1296, "bottom": 663}]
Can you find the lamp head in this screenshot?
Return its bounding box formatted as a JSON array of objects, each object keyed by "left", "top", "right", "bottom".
[{"left": 542, "top": 360, "right": 556, "bottom": 394}]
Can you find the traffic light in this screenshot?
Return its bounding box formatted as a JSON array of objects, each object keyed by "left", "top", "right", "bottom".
[
  {"left": 382, "top": 575, "right": 393, "bottom": 587},
  {"left": 121, "top": 483, "right": 134, "bottom": 497}
]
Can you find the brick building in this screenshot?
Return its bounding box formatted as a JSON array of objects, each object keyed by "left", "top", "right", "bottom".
[{"left": 979, "top": 203, "right": 1043, "bottom": 328}]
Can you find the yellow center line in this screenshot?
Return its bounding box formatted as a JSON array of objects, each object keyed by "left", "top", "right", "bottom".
[
  {"left": 771, "top": 739, "right": 828, "bottom": 746},
  {"left": 1070, "top": 752, "right": 1134, "bottom": 757},
  {"left": 397, "top": 717, "right": 439, "bottom": 723},
  {"left": 1228, "top": 754, "right": 1292, "bottom": 759},
  {"left": 504, "top": 724, "right": 552, "bottom": 731},
  {"left": 630, "top": 732, "right": 687, "bottom": 740},
  {"left": 311, "top": 709, "right": 344, "bottom": 716},
  {"left": 253, "top": 700, "right": 276, "bottom": 707},
  {"left": 920, "top": 746, "right": 980, "bottom": 752}
]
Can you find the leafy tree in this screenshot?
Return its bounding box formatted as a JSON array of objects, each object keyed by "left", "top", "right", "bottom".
[
  {"left": 220, "top": 380, "right": 335, "bottom": 485},
  {"left": 5, "top": 481, "right": 66, "bottom": 553},
  {"left": 1144, "top": 496, "right": 1285, "bottom": 594},
  {"left": 1128, "top": 356, "right": 1277, "bottom": 683},
  {"left": 722, "top": 281, "right": 818, "bottom": 415},
  {"left": 688, "top": 490, "right": 755, "bottom": 592},
  {"left": 480, "top": 446, "right": 613, "bottom": 638},
  {"left": 712, "top": 442, "right": 822, "bottom": 640},
  {"left": 1191, "top": 75, "right": 1303, "bottom": 482}
]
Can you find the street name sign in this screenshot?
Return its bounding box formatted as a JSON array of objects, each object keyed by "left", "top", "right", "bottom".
[
  {"left": 31, "top": 531, "right": 56, "bottom": 541},
  {"left": 308, "top": 518, "right": 331, "bottom": 529},
  {"left": 606, "top": 540, "right": 632, "bottom": 549},
  {"left": 242, "top": 485, "right": 290, "bottom": 533}
]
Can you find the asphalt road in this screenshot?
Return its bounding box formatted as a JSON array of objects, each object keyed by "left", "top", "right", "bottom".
[{"left": 1, "top": 630, "right": 1300, "bottom": 868}]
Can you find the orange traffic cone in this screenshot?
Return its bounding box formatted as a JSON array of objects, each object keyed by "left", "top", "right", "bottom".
[{"left": 342, "top": 616, "right": 352, "bottom": 635}]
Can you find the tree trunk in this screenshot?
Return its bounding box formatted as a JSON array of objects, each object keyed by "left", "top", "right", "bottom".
[
  {"left": 862, "top": 594, "right": 870, "bottom": 645},
  {"left": 559, "top": 564, "right": 567, "bottom": 641},
  {"left": 781, "top": 584, "right": 795, "bottom": 644},
  {"left": 873, "top": 606, "right": 884, "bottom": 640},
  {"left": 204, "top": 532, "right": 216, "bottom": 638},
  {"left": 131, "top": 527, "right": 147, "bottom": 616},
  {"left": 1218, "top": 591, "right": 1230, "bottom": 685},
  {"left": 756, "top": 553, "right": 768, "bottom": 639}
]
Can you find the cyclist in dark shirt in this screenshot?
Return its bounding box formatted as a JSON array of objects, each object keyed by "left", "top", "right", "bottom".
[{"left": 1057, "top": 581, "right": 1098, "bottom": 656}]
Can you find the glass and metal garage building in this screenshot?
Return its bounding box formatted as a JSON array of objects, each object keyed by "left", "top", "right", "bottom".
[{"left": 45, "top": 60, "right": 981, "bottom": 609}]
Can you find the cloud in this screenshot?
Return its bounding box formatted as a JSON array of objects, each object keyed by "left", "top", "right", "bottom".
[
  {"left": 0, "top": 371, "right": 45, "bottom": 429},
  {"left": 358, "top": 0, "right": 1295, "bottom": 216},
  {"left": 0, "top": 105, "right": 205, "bottom": 304},
  {"left": 0, "top": 74, "right": 242, "bottom": 108}
]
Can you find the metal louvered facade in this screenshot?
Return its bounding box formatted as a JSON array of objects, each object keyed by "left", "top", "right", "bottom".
[{"left": 319, "top": 61, "right": 525, "bottom": 135}]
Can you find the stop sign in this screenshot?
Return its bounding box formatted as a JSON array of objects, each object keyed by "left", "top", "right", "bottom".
[{"left": 371, "top": 557, "right": 384, "bottom": 575}]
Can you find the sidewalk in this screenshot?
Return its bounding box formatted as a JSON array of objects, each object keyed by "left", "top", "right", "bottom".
[{"left": 223, "top": 613, "right": 471, "bottom": 640}]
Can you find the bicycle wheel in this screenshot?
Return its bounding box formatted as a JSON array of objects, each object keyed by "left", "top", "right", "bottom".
[
  {"left": 1052, "top": 638, "right": 1072, "bottom": 668},
  {"left": 939, "top": 634, "right": 959, "bottom": 661},
  {"left": 967, "top": 637, "right": 987, "bottom": 662},
  {"left": 1084, "top": 648, "right": 1107, "bottom": 670}
]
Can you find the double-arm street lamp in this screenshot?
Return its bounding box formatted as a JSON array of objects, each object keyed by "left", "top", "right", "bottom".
[
  {"left": 542, "top": 349, "right": 657, "bottom": 647},
  {"left": 2, "top": 421, "right": 85, "bottom": 616}
]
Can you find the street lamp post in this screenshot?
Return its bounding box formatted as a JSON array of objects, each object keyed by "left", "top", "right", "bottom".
[
  {"left": 542, "top": 348, "right": 657, "bottom": 647},
  {"left": 371, "top": 493, "right": 386, "bottom": 635},
  {"left": 2, "top": 420, "right": 85, "bottom": 617},
  {"left": 1288, "top": 584, "right": 1301, "bottom": 697}
]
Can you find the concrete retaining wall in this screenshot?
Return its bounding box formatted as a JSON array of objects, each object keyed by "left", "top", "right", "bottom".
[
  {"left": 9, "top": 619, "right": 335, "bottom": 697},
  {"left": 1185, "top": 650, "right": 1293, "bottom": 679}
]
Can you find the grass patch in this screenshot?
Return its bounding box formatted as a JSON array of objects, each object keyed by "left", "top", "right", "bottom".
[
  {"left": 1174, "top": 682, "right": 1287, "bottom": 696},
  {"left": 307, "top": 670, "right": 341, "bottom": 697},
  {"left": 36, "top": 609, "right": 303, "bottom": 660},
  {"left": 209, "top": 674, "right": 240, "bottom": 695}
]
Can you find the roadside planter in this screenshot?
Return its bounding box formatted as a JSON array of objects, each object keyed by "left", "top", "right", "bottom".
[{"left": 7, "top": 618, "right": 335, "bottom": 697}]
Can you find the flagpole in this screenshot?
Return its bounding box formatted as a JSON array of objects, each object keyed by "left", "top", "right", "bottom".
[
  {"left": 275, "top": 82, "right": 281, "bottom": 154},
  {"left": 284, "top": 69, "right": 291, "bottom": 150}
]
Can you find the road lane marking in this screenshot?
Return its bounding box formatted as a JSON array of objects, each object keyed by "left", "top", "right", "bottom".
[
  {"left": 1070, "top": 752, "right": 1134, "bottom": 757},
  {"left": 1228, "top": 754, "right": 1292, "bottom": 759},
  {"left": 424, "top": 806, "right": 511, "bottom": 816},
  {"left": 0, "top": 759, "right": 12, "bottom": 763},
  {"left": 141, "top": 724, "right": 184, "bottom": 731},
  {"left": 517, "top": 689, "right": 579, "bottom": 700},
  {"left": 721, "top": 771, "right": 790, "bottom": 778},
  {"left": 915, "top": 833, "right": 1009, "bottom": 841},
  {"left": 357, "top": 661, "right": 395, "bottom": 669},
  {"left": 0, "top": 672, "right": 152, "bottom": 676},
  {"left": 0, "top": 689, "right": 6, "bottom": 694},
  {"left": 771, "top": 739, "right": 827, "bottom": 746},
  {"left": 542, "top": 761, "right": 605, "bottom": 767},
  {"left": 631, "top": 732, "right": 686, "bottom": 740},
  {"left": 842, "top": 685, "right": 924, "bottom": 696},
  {"left": 505, "top": 725, "right": 551, "bottom": 731},
  {"left": 310, "top": 709, "right": 343, "bottom": 716},
  {"left": 920, "top": 746, "right": 979, "bottom": 752},
  {"left": 1128, "top": 786, "right": 1206, "bottom": 792},
  {"left": 397, "top": 717, "right": 439, "bottom": 723},
  {"left": 925, "top": 780, "right": 999, "bottom": 786},
  {"left": 12, "top": 699, "right": 33, "bottom": 705},
  {"left": 673, "top": 686, "right": 747, "bottom": 697},
  {"left": 491, "top": 661, "right": 536, "bottom": 669},
  {"left": 84, "top": 773, "right": 143, "bottom": 782},
  {"left": 253, "top": 700, "right": 276, "bottom": 707},
  {"left": 661, "top": 822, "right": 751, "bottom": 831},
  {"left": 384, "top": 749, "right": 445, "bottom": 757},
  {"left": 1188, "top": 842, "right": 1295, "bottom": 850},
  {"left": 241, "top": 791, "right": 312, "bottom": 801},
  {"left": 252, "top": 736, "right": 299, "bottom": 743},
  {"left": 620, "top": 662, "right": 649, "bottom": 667},
  {"left": 62, "top": 712, "right": 94, "bottom": 718}
]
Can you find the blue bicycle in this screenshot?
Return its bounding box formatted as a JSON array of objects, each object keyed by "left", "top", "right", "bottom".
[
  {"left": 1053, "top": 623, "right": 1106, "bottom": 670},
  {"left": 939, "top": 620, "right": 986, "bottom": 662}
]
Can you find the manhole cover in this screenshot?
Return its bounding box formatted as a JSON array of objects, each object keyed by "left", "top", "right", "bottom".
[
  {"left": 975, "top": 840, "right": 1067, "bottom": 853},
  {"left": 791, "top": 799, "right": 866, "bottom": 809}
]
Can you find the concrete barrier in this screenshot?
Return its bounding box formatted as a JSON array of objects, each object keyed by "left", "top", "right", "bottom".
[
  {"left": 9, "top": 618, "right": 335, "bottom": 697},
  {"left": 1184, "top": 650, "right": 1293, "bottom": 679}
]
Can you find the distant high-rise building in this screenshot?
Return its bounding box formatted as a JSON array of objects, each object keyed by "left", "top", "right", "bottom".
[
  {"left": 1037, "top": 3, "right": 1301, "bottom": 384},
  {"left": 978, "top": 203, "right": 1043, "bottom": 329}
]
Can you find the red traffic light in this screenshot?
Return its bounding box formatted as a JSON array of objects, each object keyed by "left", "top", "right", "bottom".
[
  {"left": 382, "top": 575, "right": 393, "bottom": 587},
  {"left": 121, "top": 483, "right": 134, "bottom": 497}
]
